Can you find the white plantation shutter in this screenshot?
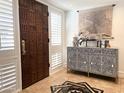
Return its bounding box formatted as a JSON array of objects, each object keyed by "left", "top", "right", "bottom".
[
  {"left": 50, "top": 11, "right": 63, "bottom": 71},
  {"left": 0, "top": 63, "right": 16, "bottom": 92},
  {"left": 0, "top": 0, "right": 14, "bottom": 50},
  {"left": 51, "top": 13, "right": 62, "bottom": 46},
  {"left": 0, "top": 0, "right": 17, "bottom": 93},
  {"left": 51, "top": 53, "right": 62, "bottom": 70}
]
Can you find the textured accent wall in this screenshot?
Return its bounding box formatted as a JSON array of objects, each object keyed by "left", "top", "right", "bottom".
[{"left": 79, "top": 6, "right": 113, "bottom": 36}]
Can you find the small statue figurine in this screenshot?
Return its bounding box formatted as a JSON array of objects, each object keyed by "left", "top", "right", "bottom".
[{"left": 77, "top": 31, "right": 89, "bottom": 46}]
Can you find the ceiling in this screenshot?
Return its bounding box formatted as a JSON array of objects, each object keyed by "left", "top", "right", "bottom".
[{"left": 40, "top": 0, "right": 119, "bottom": 11}]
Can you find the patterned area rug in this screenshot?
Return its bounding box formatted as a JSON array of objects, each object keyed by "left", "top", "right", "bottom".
[{"left": 51, "top": 81, "right": 104, "bottom": 93}]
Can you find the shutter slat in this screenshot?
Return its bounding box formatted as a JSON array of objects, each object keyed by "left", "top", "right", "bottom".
[
  {"left": 0, "top": 1, "right": 12, "bottom": 7},
  {"left": 0, "top": 64, "right": 15, "bottom": 72},
  {"left": 0, "top": 12, "right": 13, "bottom": 18},
  {"left": 2, "top": 76, "right": 16, "bottom": 84},
  {"left": 1, "top": 69, "right": 15, "bottom": 75},
  {"left": 0, "top": 47, "right": 14, "bottom": 50},
  {"left": 0, "top": 5, "right": 13, "bottom": 12},
  {"left": 0, "top": 10, "right": 12, "bottom": 15},
  {"left": 1, "top": 42, "right": 14, "bottom": 44},
  {"left": 0, "top": 21, "right": 13, "bottom": 27},
  {"left": 0, "top": 73, "right": 15, "bottom": 80},
  {"left": 0, "top": 29, "right": 13, "bottom": 32},
  {"left": 0, "top": 18, "right": 13, "bottom": 23},
  {"left": 0, "top": 33, "right": 14, "bottom": 36},
  {"left": 3, "top": 80, "right": 16, "bottom": 87},
  {"left": 1, "top": 84, "right": 16, "bottom": 92}
]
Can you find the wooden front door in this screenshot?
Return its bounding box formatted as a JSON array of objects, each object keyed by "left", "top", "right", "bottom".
[{"left": 19, "top": 0, "right": 49, "bottom": 89}]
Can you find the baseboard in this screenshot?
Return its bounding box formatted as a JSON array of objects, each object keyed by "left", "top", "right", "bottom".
[
  {"left": 119, "top": 71, "right": 124, "bottom": 78},
  {"left": 15, "top": 89, "right": 21, "bottom": 93},
  {"left": 50, "top": 66, "right": 64, "bottom": 75}
]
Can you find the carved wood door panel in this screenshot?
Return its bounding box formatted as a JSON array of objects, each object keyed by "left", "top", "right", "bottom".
[
  {"left": 19, "top": 0, "right": 49, "bottom": 89},
  {"left": 77, "top": 48, "right": 89, "bottom": 72},
  {"left": 89, "top": 55, "right": 102, "bottom": 74},
  {"left": 102, "top": 56, "right": 117, "bottom": 77},
  {"left": 67, "top": 48, "right": 77, "bottom": 70}
]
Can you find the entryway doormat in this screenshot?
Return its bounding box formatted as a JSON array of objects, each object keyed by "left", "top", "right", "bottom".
[{"left": 51, "top": 81, "right": 104, "bottom": 93}]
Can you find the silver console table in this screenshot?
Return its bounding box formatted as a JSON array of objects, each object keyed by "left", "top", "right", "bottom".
[{"left": 67, "top": 47, "right": 118, "bottom": 81}]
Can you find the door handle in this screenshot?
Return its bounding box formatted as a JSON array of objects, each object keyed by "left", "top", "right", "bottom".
[{"left": 22, "top": 40, "right": 26, "bottom": 55}]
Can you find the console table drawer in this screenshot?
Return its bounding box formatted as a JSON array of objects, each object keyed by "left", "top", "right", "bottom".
[
  {"left": 89, "top": 48, "right": 101, "bottom": 54},
  {"left": 78, "top": 48, "right": 89, "bottom": 54},
  {"left": 102, "top": 49, "right": 118, "bottom": 56}
]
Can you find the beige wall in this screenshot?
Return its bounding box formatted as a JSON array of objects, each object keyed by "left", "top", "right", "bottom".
[
  {"left": 66, "top": 0, "right": 124, "bottom": 77},
  {"left": 66, "top": 11, "right": 79, "bottom": 46},
  {"left": 111, "top": 0, "right": 124, "bottom": 77}
]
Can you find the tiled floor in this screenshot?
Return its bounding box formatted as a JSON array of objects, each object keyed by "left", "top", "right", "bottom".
[{"left": 19, "top": 69, "right": 124, "bottom": 93}]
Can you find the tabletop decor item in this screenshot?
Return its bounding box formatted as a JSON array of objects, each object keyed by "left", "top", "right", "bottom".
[{"left": 73, "top": 37, "right": 78, "bottom": 47}]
